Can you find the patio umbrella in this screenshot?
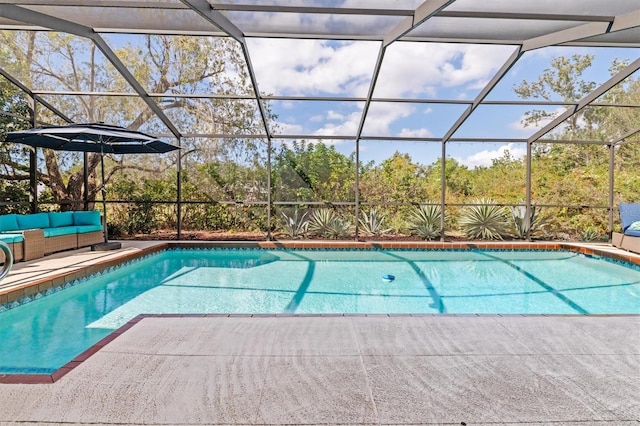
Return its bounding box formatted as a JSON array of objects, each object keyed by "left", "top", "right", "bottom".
[{"left": 4, "top": 123, "right": 180, "bottom": 250}]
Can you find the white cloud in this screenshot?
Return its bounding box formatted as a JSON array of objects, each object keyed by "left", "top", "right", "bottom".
[
  {"left": 313, "top": 110, "right": 362, "bottom": 137},
  {"left": 327, "top": 110, "right": 345, "bottom": 121},
  {"left": 398, "top": 128, "right": 433, "bottom": 138},
  {"left": 248, "top": 38, "right": 517, "bottom": 143},
  {"left": 248, "top": 38, "right": 516, "bottom": 102},
  {"left": 304, "top": 101, "right": 439, "bottom": 140},
  {"left": 455, "top": 143, "right": 526, "bottom": 169},
  {"left": 307, "top": 102, "right": 418, "bottom": 138},
  {"left": 375, "top": 43, "right": 516, "bottom": 98},
  {"left": 247, "top": 39, "right": 379, "bottom": 96},
  {"left": 362, "top": 102, "right": 415, "bottom": 136},
  {"left": 273, "top": 121, "right": 303, "bottom": 135}
]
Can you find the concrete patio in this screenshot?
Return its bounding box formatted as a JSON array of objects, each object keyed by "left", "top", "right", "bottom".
[{"left": 0, "top": 314, "right": 638, "bottom": 425}]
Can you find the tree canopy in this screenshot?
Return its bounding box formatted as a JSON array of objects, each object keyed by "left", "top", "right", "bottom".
[{"left": 0, "top": 41, "right": 638, "bottom": 239}]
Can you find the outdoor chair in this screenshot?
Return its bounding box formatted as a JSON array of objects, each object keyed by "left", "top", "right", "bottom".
[{"left": 612, "top": 203, "right": 640, "bottom": 254}]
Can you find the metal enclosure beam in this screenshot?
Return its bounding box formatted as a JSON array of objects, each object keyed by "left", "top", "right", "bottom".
[
  {"left": 179, "top": 0, "right": 244, "bottom": 43},
  {"left": 0, "top": 67, "right": 72, "bottom": 124},
  {"left": 0, "top": 4, "right": 182, "bottom": 139},
  {"left": 608, "top": 143, "right": 615, "bottom": 240},
  {"left": 523, "top": 10, "right": 640, "bottom": 52},
  {"left": 528, "top": 57, "right": 640, "bottom": 143},
  {"left": 523, "top": 22, "right": 611, "bottom": 52},
  {"left": 180, "top": 0, "right": 274, "bottom": 239},
  {"left": 441, "top": 47, "right": 523, "bottom": 143},
  {"left": 353, "top": 0, "right": 454, "bottom": 239},
  {"left": 613, "top": 127, "right": 640, "bottom": 146},
  {"left": 383, "top": 0, "right": 455, "bottom": 47}
]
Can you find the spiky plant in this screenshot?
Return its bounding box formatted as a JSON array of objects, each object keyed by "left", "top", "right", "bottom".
[
  {"left": 280, "top": 209, "right": 309, "bottom": 239},
  {"left": 325, "top": 217, "right": 352, "bottom": 239},
  {"left": 510, "top": 202, "right": 546, "bottom": 239},
  {"left": 580, "top": 227, "right": 601, "bottom": 242},
  {"left": 407, "top": 204, "right": 442, "bottom": 240},
  {"left": 308, "top": 208, "right": 337, "bottom": 237},
  {"left": 359, "top": 208, "right": 391, "bottom": 236},
  {"left": 459, "top": 198, "right": 509, "bottom": 240}
]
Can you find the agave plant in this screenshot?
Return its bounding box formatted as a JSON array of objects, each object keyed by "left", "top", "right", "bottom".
[
  {"left": 510, "top": 202, "right": 546, "bottom": 239},
  {"left": 459, "top": 198, "right": 509, "bottom": 240},
  {"left": 580, "top": 226, "right": 601, "bottom": 242},
  {"left": 407, "top": 204, "right": 441, "bottom": 240},
  {"left": 280, "top": 209, "right": 309, "bottom": 239},
  {"left": 359, "top": 208, "right": 392, "bottom": 237},
  {"left": 308, "top": 208, "right": 337, "bottom": 237},
  {"left": 325, "top": 217, "right": 353, "bottom": 239}
]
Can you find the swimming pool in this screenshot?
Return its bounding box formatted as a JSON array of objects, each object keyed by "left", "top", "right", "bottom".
[{"left": 1, "top": 248, "right": 639, "bottom": 374}]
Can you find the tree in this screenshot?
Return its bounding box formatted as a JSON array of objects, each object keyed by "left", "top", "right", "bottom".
[
  {"left": 469, "top": 149, "right": 526, "bottom": 203},
  {"left": 0, "top": 76, "right": 31, "bottom": 213},
  {"left": 514, "top": 54, "right": 597, "bottom": 133},
  {"left": 272, "top": 140, "right": 356, "bottom": 203},
  {"left": 0, "top": 31, "right": 271, "bottom": 210},
  {"left": 515, "top": 55, "right": 640, "bottom": 236}
]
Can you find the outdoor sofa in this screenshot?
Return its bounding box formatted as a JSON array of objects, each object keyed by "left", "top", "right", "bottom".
[
  {"left": 612, "top": 203, "right": 640, "bottom": 254},
  {"left": 0, "top": 211, "right": 103, "bottom": 262}
]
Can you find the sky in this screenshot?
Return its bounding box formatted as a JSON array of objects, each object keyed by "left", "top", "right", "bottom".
[
  {"left": 24, "top": 27, "right": 637, "bottom": 171},
  {"left": 244, "top": 38, "right": 638, "bottom": 168}
]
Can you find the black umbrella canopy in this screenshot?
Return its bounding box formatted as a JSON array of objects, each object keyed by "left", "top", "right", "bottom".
[
  {"left": 5, "top": 123, "right": 179, "bottom": 154},
  {"left": 4, "top": 123, "right": 179, "bottom": 249}
]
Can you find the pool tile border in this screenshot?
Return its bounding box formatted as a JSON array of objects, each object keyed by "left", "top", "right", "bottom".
[
  {"left": 1, "top": 241, "right": 639, "bottom": 308},
  {"left": 2, "top": 311, "right": 639, "bottom": 384}
]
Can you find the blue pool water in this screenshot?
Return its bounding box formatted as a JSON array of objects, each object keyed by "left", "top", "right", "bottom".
[{"left": 1, "top": 248, "right": 639, "bottom": 374}]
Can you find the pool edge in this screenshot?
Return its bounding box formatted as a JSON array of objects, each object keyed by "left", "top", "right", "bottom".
[
  {"left": 2, "top": 241, "right": 639, "bottom": 309},
  {"left": 2, "top": 311, "right": 639, "bottom": 383}
]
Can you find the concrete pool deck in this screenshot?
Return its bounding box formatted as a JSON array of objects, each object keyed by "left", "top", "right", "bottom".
[
  {"left": 0, "top": 315, "right": 638, "bottom": 425},
  {"left": 0, "top": 241, "right": 639, "bottom": 424}
]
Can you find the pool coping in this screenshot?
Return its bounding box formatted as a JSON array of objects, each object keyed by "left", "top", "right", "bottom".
[
  {"left": 1, "top": 240, "right": 639, "bottom": 384},
  {"left": 2, "top": 241, "right": 639, "bottom": 306},
  {"left": 2, "top": 311, "right": 639, "bottom": 384}
]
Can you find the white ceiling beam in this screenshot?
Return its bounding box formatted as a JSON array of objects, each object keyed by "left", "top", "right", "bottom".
[{"left": 382, "top": 17, "right": 413, "bottom": 47}]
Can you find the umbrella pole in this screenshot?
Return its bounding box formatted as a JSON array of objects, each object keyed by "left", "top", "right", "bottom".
[
  {"left": 92, "top": 145, "right": 121, "bottom": 251},
  {"left": 101, "top": 150, "right": 108, "bottom": 243}
]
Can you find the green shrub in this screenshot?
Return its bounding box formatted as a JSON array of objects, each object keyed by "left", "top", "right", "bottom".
[{"left": 580, "top": 226, "right": 601, "bottom": 242}]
